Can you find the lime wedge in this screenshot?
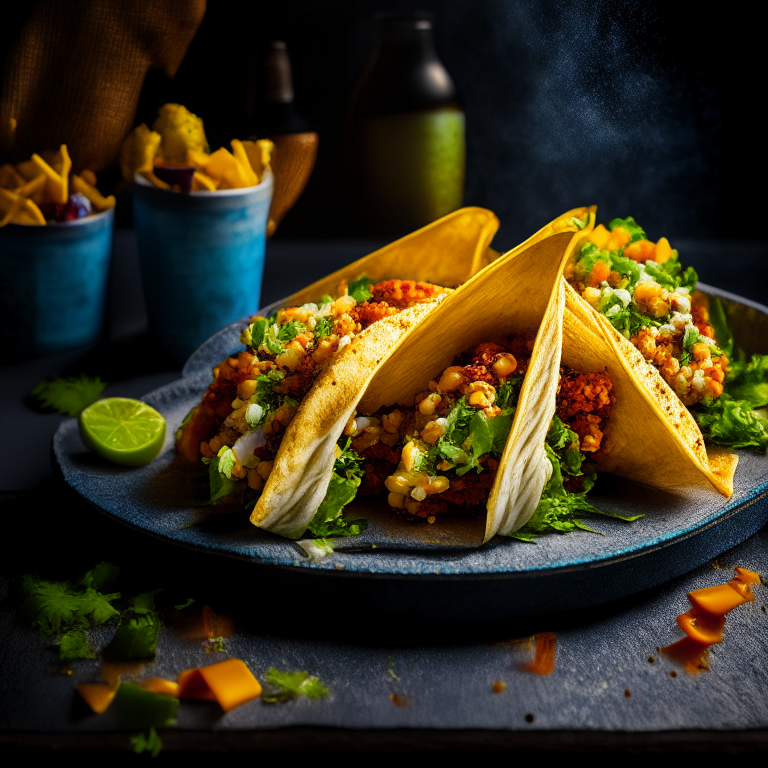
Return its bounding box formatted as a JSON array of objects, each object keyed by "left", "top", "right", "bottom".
[{"left": 78, "top": 398, "right": 166, "bottom": 466}]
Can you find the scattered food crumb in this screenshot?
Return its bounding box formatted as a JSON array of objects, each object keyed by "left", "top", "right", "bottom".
[
  {"left": 492, "top": 680, "right": 507, "bottom": 694},
  {"left": 647, "top": 656, "right": 655, "bottom": 663},
  {"left": 624, "top": 688, "right": 631, "bottom": 698},
  {"left": 670, "top": 670, "right": 678, "bottom": 678},
  {"left": 389, "top": 693, "right": 412, "bottom": 707},
  {"left": 520, "top": 632, "right": 556, "bottom": 675},
  {"left": 525, "top": 713, "right": 535, "bottom": 723}
]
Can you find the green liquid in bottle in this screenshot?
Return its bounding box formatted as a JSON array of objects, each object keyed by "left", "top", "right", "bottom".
[{"left": 357, "top": 108, "right": 465, "bottom": 231}]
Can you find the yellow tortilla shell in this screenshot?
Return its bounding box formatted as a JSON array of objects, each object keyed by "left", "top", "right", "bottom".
[
  {"left": 563, "top": 278, "right": 736, "bottom": 496},
  {"left": 252, "top": 208, "right": 593, "bottom": 538}
]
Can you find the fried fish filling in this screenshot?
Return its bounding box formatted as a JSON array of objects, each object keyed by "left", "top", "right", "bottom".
[{"left": 347, "top": 337, "right": 615, "bottom": 521}]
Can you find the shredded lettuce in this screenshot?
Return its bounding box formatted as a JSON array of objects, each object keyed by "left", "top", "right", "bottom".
[
  {"left": 306, "top": 440, "right": 367, "bottom": 538},
  {"left": 203, "top": 449, "right": 244, "bottom": 504},
  {"left": 694, "top": 395, "right": 768, "bottom": 451},
  {"left": 608, "top": 216, "right": 646, "bottom": 242},
  {"left": 510, "top": 417, "right": 643, "bottom": 541}
]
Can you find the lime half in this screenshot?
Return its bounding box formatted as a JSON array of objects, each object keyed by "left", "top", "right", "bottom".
[{"left": 79, "top": 398, "right": 166, "bottom": 466}]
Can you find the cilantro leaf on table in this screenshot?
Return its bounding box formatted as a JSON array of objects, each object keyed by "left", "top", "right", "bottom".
[
  {"left": 57, "top": 630, "right": 95, "bottom": 661},
  {"left": 131, "top": 727, "right": 163, "bottom": 757},
  {"left": 30, "top": 375, "right": 105, "bottom": 416},
  {"left": 20, "top": 573, "right": 120, "bottom": 634},
  {"left": 262, "top": 668, "right": 330, "bottom": 702}
]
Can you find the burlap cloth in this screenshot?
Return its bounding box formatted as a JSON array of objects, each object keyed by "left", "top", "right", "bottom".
[{"left": 0, "top": 0, "right": 205, "bottom": 171}]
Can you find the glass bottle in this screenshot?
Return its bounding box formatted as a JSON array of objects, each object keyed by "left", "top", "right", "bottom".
[
  {"left": 250, "top": 41, "right": 319, "bottom": 236},
  {"left": 348, "top": 12, "right": 465, "bottom": 234}
]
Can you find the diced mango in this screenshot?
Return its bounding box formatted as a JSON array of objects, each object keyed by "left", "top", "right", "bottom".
[
  {"left": 611, "top": 225, "right": 631, "bottom": 247},
  {"left": 178, "top": 659, "right": 262, "bottom": 712},
  {"left": 77, "top": 683, "right": 117, "bottom": 714},
  {"left": 177, "top": 668, "right": 216, "bottom": 700},
  {"left": 688, "top": 583, "right": 749, "bottom": 615},
  {"left": 655, "top": 236, "right": 673, "bottom": 263},
  {"left": 139, "top": 677, "right": 180, "bottom": 697},
  {"left": 624, "top": 239, "right": 656, "bottom": 263},
  {"left": 676, "top": 609, "right": 725, "bottom": 645},
  {"left": 588, "top": 223, "right": 611, "bottom": 249}
]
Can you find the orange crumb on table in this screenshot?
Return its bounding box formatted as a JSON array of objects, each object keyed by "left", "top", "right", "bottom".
[{"left": 521, "top": 632, "right": 557, "bottom": 676}]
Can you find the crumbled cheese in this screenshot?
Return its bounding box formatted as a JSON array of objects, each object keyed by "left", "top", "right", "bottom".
[
  {"left": 671, "top": 312, "right": 693, "bottom": 330},
  {"left": 613, "top": 288, "right": 631, "bottom": 307}
]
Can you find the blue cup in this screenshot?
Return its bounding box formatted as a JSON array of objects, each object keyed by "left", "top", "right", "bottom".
[
  {"left": 132, "top": 174, "right": 273, "bottom": 363},
  {"left": 0, "top": 208, "right": 115, "bottom": 356}
]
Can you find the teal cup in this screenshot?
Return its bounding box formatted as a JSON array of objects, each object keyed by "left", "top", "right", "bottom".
[
  {"left": 132, "top": 174, "right": 273, "bottom": 363},
  {"left": 0, "top": 208, "right": 115, "bottom": 356}
]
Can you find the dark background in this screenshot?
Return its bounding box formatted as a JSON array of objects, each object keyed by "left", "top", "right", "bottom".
[{"left": 3, "top": 1, "right": 764, "bottom": 249}]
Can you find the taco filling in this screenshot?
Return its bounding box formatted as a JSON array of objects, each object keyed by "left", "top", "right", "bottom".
[
  {"left": 176, "top": 276, "right": 449, "bottom": 503},
  {"left": 312, "top": 337, "right": 632, "bottom": 541},
  {"left": 567, "top": 217, "right": 768, "bottom": 450}
]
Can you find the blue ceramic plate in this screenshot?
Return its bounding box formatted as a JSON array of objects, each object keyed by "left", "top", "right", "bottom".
[{"left": 53, "top": 284, "right": 768, "bottom": 611}]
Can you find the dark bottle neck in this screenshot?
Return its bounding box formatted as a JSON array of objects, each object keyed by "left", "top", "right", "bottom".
[
  {"left": 250, "top": 41, "right": 311, "bottom": 136},
  {"left": 353, "top": 14, "right": 460, "bottom": 116}
]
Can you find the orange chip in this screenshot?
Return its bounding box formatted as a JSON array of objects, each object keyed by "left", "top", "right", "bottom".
[
  {"left": 77, "top": 683, "right": 117, "bottom": 714},
  {"left": 0, "top": 164, "right": 26, "bottom": 189},
  {"left": 240, "top": 139, "right": 273, "bottom": 182},
  {"left": 178, "top": 659, "right": 261, "bottom": 712},
  {"left": 202, "top": 148, "right": 254, "bottom": 190},
  {"left": 192, "top": 171, "right": 218, "bottom": 191},
  {"left": 230, "top": 140, "right": 259, "bottom": 186}
]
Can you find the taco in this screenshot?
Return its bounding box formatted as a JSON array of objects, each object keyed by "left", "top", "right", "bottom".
[
  {"left": 251, "top": 209, "right": 740, "bottom": 544},
  {"left": 563, "top": 213, "right": 738, "bottom": 496},
  {"left": 250, "top": 223, "right": 592, "bottom": 539}
]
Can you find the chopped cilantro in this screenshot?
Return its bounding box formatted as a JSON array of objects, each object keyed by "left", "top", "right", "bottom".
[
  {"left": 20, "top": 572, "right": 120, "bottom": 635},
  {"left": 348, "top": 275, "right": 374, "bottom": 304},
  {"left": 57, "top": 629, "right": 95, "bottom": 661},
  {"left": 30, "top": 375, "right": 106, "bottom": 416},
  {"left": 262, "top": 668, "right": 330, "bottom": 702},
  {"left": 106, "top": 591, "right": 161, "bottom": 660},
  {"left": 204, "top": 636, "right": 226, "bottom": 653},
  {"left": 131, "top": 727, "right": 163, "bottom": 757},
  {"left": 278, "top": 320, "right": 306, "bottom": 343},
  {"left": 314, "top": 316, "right": 333, "bottom": 338},
  {"left": 173, "top": 597, "right": 195, "bottom": 611},
  {"left": 307, "top": 439, "right": 367, "bottom": 538},
  {"left": 319, "top": 294, "right": 334, "bottom": 305},
  {"left": 680, "top": 325, "right": 700, "bottom": 366},
  {"left": 247, "top": 317, "right": 268, "bottom": 349}
]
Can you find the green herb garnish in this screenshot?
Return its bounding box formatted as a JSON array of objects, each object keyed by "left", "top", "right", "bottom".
[
  {"left": 262, "top": 668, "right": 330, "bottom": 702},
  {"left": 31, "top": 375, "right": 106, "bottom": 416}
]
